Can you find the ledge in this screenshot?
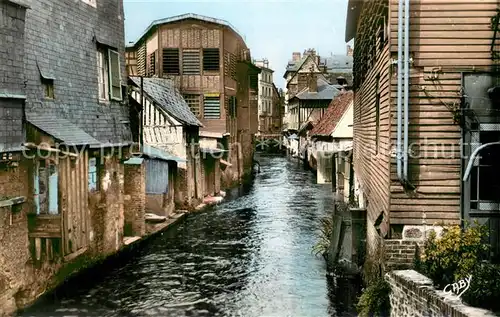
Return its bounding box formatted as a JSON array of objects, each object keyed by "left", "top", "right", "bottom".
[
  {"left": 0, "top": 196, "right": 26, "bottom": 208},
  {"left": 386, "top": 270, "right": 497, "bottom": 317}
]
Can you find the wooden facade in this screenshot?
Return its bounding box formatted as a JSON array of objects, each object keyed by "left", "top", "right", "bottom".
[{"left": 348, "top": 0, "right": 500, "bottom": 240}]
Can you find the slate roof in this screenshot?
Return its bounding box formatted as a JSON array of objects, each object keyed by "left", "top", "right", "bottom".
[
  {"left": 129, "top": 77, "right": 202, "bottom": 127},
  {"left": 321, "top": 55, "right": 353, "bottom": 74},
  {"left": 127, "top": 13, "right": 243, "bottom": 48},
  {"left": 310, "top": 91, "right": 354, "bottom": 136},
  {"left": 293, "top": 78, "right": 341, "bottom": 101},
  {"left": 27, "top": 113, "right": 101, "bottom": 146}
]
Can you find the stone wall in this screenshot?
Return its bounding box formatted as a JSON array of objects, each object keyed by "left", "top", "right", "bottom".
[
  {"left": 124, "top": 163, "right": 145, "bottom": 237},
  {"left": 386, "top": 270, "right": 496, "bottom": 317}
]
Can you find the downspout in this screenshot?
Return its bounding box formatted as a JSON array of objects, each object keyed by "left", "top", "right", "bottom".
[
  {"left": 403, "top": 0, "right": 410, "bottom": 181},
  {"left": 140, "top": 76, "right": 144, "bottom": 152},
  {"left": 396, "top": 0, "right": 404, "bottom": 182}
]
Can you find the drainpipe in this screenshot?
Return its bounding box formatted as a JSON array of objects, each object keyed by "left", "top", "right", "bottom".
[
  {"left": 403, "top": 0, "right": 410, "bottom": 180},
  {"left": 396, "top": 0, "right": 404, "bottom": 182},
  {"left": 140, "top": 76, "right": 144, "bottom": 152},
  {"left": 463, "top": 141, "right": 500, "bottom": 182}
]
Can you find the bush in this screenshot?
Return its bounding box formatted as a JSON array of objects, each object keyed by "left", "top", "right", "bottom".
[
  {"left": 417, "top": 224, "right": 489, "bottom": 288},
  {"left": 312, "top": 215, "right": 333, "bottom": 258},
  {"left": 462, "top": 263, "right": 500, "bottom": 312},
  {"left": 356, "top": 278, "right": 391, "bottom": 317}
]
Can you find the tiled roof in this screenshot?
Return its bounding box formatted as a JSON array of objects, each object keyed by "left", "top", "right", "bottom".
[
  {"left": 294, "top": 78, "right": 341, "bottom": 101},
  {"left": 321, "top": 55, "right": 353, "bottom": 74},
  {"left": 129, "top": 77, "right": 202, "bottom": 127},
  {"left": 27, "top": 113, "right": 101, "bottom": 146},
  {"left": 310, "top": 91, "right": 354, "bottom": 136}
]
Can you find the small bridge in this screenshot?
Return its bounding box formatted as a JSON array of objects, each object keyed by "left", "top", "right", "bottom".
[{"left": 255, "top": 134, "right": 284, "bottom": 152}]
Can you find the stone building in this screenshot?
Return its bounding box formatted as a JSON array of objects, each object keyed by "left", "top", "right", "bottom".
[
  {"left": 254, "top": 59, "right": 275, "bottom": 135},
  {"left": 125, "top": 13, "right": 260, "bottom": 187},
  {"left": 0, "top": 0, "right": 144, "bottom": 314}
]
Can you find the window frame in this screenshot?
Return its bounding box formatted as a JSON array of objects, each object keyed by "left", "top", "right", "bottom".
[
  {"left": 202, "top": 48, "right": 220, "bottom": 72},
  {"left": 183, "top": 94, "right": 201, "bottom": 117},
  {"left": 97, "top": 49, "right": 109, "bottom": 101},
  {"left": 182, "top": 49, "right": 201, "bottom": 75},
  {"left": 203, "top": 95, "right": 221, "bottom": 119},
  {"left": 162, "top": 48, "right": 180, "bottom": 75},
  {"left": 108, "top": 49, "right": 122, "bottom": 101}
]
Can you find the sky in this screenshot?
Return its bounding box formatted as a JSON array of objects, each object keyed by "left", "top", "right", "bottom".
[{"left": 123, "top": 0, "right": 350, "bottom": 88}]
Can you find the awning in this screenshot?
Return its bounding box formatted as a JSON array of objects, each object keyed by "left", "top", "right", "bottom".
[
  {"left": 27, "top": 114, "right": 101, "bottom": 147},
  {"left": 142, "top": 144, "right": 186, "bottom": 163},
  {"left": 199, "top": 131, "right": 225, "bottom": 139},
  {"left": 124, "top": 157, "right": 144, "bottom": 165},
  {"left": 37, "top": 59, "right": 55, "bottom": 81}
]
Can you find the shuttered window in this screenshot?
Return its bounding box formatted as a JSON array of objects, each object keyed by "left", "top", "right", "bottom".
[
  {"left": 203, "top": 48, "right": 220, "bottom": 72},
  {"left": 183, "top": 94, "right": 201, "bottom": 117},
  {"left": 203, "top": 96, "right": 220, "bottom": 119},
  {"left": 147, "top": 51, "right": 156, "bottom": 76},
  {"left": 228, "top": 96, "right": 237, "bottom": 119},
  {"left": 162, "top": 48, "right": 179, "bottom": 74},
  {"left": 182, "top": 49, "right": 200, "bottom": 75},
  {"left": 108, "top": 49, "right": 122, "bottom": 100}
]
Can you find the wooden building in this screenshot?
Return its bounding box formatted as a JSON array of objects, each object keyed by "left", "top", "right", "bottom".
[
  {"left": 346, "top": 0, "right": 500, "bottom": 267},
  {"left": 125, "top": 13, "right": 260, "bottom": 186}
]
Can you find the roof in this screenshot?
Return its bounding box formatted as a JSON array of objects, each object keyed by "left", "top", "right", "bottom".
[
  {"left": 283, "top": 55, "right": 309, "bottom": 78},
  {"left": 293, "top": 78, "right": 341, "bottom": 101},
  {"left": 310, "top": 91, "right": 354, "bottom": 136},
  {"left": 27, "top": 113, "right": 101, "bottom": 146},
  {"left": 142, "top": 144, "right": 185, "bottom": 163},
  {"left": 127, "top": 13, "right": 243, "bottom": 48},
  {"left": 129, "top": 77, "right": 202, "bottom": 127},
  {"left": 345, "top": 0, "right": 364, "bottom": 42},
  {"left": 321, "top": 55, "right": 353, "bottom": 74}
]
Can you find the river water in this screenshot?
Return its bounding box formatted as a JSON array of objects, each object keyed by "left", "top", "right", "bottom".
[{"left": 21, "top": 156, "right": 359, "bottom": 317}]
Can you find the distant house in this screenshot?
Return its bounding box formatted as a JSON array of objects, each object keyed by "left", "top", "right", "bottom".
[
  {"left": 310, "top": 91, "right": 354, "bottom": 192},
  {"left": 288, "top": 75, "right": 341, "bottom": 161},
  {"left": 128, "top": 76, "right": 204, "bottom": 209}
]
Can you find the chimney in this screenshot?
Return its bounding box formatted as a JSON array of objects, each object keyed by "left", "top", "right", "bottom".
[
  {"left": 347, "top": 45, "right": 353, "bottom": 57},
  {"left": 337, "top": 76, "right": 347, "bottom": 87},
  {"left": 308, "top": 73, "right": 318, "bottom": 92},
  {"left": 292, "top": 52, "right": 301, "bottom": 61}
]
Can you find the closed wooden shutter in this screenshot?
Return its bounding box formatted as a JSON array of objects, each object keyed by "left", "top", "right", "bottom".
[
  {"left": 146, "top": 159, "right": 169, "bottom": 194},
  {"left": 182, "top": 49, "right": 200, "bottom": 75},
  {"left": 147, "top": 50, "right": 156, "bottom": 76},
  {"left": 162, "top": 48, "right": 180, "bottom": 74},
  {"left": 183, "top": 94, "right": 200, "bottom": 117},
  {"left": 203, "top": 96, "right": 220, "bottom": 119},
  {"left": 108, "top": 49, "right": 122, "bottom": 100}
]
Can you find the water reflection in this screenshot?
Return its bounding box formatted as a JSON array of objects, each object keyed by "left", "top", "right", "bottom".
[{"left": 21, "top": 156, "right": 358, "bottom": 317}]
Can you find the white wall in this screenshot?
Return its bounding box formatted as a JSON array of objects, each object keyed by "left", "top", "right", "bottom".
[{"left": 331, "top": 101, "right": 353, "bottom": 139}]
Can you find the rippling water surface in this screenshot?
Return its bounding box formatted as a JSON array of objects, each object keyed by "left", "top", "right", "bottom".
[{"left": 22, "top": 156, "right": 358, "bottom": 317}]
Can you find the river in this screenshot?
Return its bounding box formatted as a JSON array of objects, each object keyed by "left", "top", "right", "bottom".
[{"left": 21, "top": 155, "right": 359, "bottom": 317}]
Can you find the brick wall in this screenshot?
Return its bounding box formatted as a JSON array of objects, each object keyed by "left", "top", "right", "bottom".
[
  {"left": 22, "top": 0, "right": 131, "bottom": 143},
  {"left": 124, "top": 163, "right": 145, "bottom": 237},
  {"left": 384, "top": 240, "right": 420, "bottom": 271},
  {"left": 386, "top": 270, "right": 496, "bottom": 317}
]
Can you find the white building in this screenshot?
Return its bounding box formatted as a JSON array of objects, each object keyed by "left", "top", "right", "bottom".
[{"left": 254, "top": 59, "right": 274, "bottom": 135}]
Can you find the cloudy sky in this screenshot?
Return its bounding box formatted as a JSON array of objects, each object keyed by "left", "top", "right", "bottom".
[{"left": 123, "top": 0, "right": 350, "bottom": 88}]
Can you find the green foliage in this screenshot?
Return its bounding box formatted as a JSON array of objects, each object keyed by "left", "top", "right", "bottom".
[
  {"left": 356, "top": 278, "right": 391, "bottom": 317},
  {"left": 417, "top": 224, "right": 489, "bottom": 288},
  {"left": 462, "top": 263, "right": 500, "bottom": 312},
  {"left": 312, "top": 215, "right": 333, "bottom": 257}
]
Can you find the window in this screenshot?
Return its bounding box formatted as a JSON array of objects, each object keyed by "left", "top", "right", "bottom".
[
  {"left": 88, "top": 157, "right": 100, "bottom": 192},
  {"left": 375, "top": 75, "right": 381, "bottom": 154},
  {"left": 229, "top": 96, "right": 237, "bottom": 118},
  {"left": 43, "top": 79, "right": 54, "bottom": 99},
  {"left": 183, "top": 94, "right": 201, "bottom": 117},
  {"left": 97, "top": 50, "right": 109, "bottom": 100},
  {"left": 162, "top": 48, "right": 180, "bottom": 74},
  {"left": 97, "top": 48, "right": 122, "bottom": 101},
  {"left": 203, "top": 96, "right": 220, "bottom": 119},
  {"left": 148, "top": 51, "right": 156, "bottom": 76},
  {"left": 34, "top": 159, "right": 58, "bottom": 215},
  {"left": 203, "top": 48, "right": 220, "bottom": 72},
  {"left": 182, "top": 49, "right": 200, "bottom": 75}
]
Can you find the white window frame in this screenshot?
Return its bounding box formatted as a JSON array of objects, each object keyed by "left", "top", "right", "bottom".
[{"left": 97, "top": 50, "right": 109, "bottom": 101}]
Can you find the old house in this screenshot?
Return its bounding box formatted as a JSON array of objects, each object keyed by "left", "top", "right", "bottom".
[
  {"left": 309, "top": 91, "right": 354, "bottom": 185},
  {"left": 346, "top": 0, "right": 500, "bottom": 271},
  {"left": 0, "top": 0, "right": 141, "bottom": 314},
  {"left": 125, "top": 13, "right": 259, "bottom": 187},
  {"left": 288, "top": 76, "right": 341, "bottom": 161},
  {"left": 128, "top": 76, "right": 204, "bottom": 208},
  {"left": 254, "top": 58, "right": 275, "bottom": 135}
]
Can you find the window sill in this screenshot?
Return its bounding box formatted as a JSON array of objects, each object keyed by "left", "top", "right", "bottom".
[{"left": 99, "top": 99, "right": 110, "bottom": 105}]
